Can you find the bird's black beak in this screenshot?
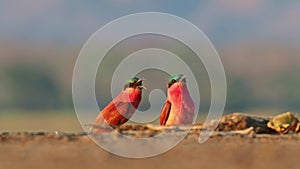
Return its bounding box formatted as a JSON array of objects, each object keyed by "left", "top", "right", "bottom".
[
  {"left": 137, "top": 79, "right": 146, "bottom": 90},
  {"left": 139, "top": 86, "right": 146, "bottom": 90}
]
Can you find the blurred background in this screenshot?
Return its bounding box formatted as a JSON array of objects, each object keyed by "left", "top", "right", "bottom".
[{"left": 0, "top": 0, "right": 299, "bottom": 131}]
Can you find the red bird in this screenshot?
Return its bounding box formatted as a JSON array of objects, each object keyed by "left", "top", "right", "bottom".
[
  {"left": 160, "top": 74, "right": 195, "bottom": 126},
  {"left": 91, "top": 77, "right": 144, "bottom": 132}
]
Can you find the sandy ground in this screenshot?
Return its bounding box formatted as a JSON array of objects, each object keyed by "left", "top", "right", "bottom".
[
  {"left": 1, "top": 130, "right": 300, "bottom": 169},
  {"left": 1, "top": 112, "right": 300, "bottom": 169}
]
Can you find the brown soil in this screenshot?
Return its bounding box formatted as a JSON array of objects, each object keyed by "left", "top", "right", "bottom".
[{"left": 1, "top": 129, "right": 300, "bottom": 169}]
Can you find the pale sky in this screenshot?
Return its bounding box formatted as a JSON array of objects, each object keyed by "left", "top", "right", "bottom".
[{"left": 0, "top": 0, "right": 299, "bottom": 46}]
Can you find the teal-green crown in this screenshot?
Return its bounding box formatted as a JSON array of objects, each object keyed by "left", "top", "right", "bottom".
[
  {"left": 123, "top": 77, "right": 144, "bottom": 90},
  {"left": 168, "top": 74, "right": 184, "bottom": 84},
  {"left": 168, "top": 74, "right": 185, "bottom": 88},
  {"left": 126, "top": 77, "right": 140, "bottom": 85}
]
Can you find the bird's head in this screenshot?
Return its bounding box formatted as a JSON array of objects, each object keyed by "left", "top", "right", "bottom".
[
  {"left": 123, "top": 77, "right": 145, "bottom": 90},
  {"left": 168, "top": 74, "right": 186, "bottom": 88}
]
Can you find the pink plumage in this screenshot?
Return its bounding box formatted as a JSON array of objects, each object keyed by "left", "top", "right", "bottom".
[{"left": 160, "top": 74, "right": 195, "bottom": 126}]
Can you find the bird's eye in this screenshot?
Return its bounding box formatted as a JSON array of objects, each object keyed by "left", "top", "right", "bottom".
[{"left": 168, "top": 79, "right": 177, "bottom": 88}]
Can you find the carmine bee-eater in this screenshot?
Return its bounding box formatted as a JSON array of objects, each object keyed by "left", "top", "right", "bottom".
[
  {"left": 91, "top": 77, "right": 145, "bottom": 132},
  {"left": 160, "top": 74, "right": 195, "bottom": 126}
]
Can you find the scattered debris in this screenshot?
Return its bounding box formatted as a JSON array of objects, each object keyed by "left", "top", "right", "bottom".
[
  {"left": 1, "top": 112, "right": 300, "bottom": 143},
  {"left": 267, "top": 112, "right": 300, "bottom": 134},
  {"left": 0, "top": 131, "right": 88, "bottom": 143},
  {"left": 216, "top": 113, "right": 277, "bottom": 134}
]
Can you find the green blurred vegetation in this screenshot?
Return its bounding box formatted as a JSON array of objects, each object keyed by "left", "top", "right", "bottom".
[
  {"left": 1, "top": 64, "right": 300, "bottom": 113},
  {"left": 0, "top": 44, "right": 300, "bottom": 114},
  {"left": 226, "top": 75, "right": 253, "bottom": 111},
  {"left": 0, "top": 63, "right": 71, "bottom": 112},
  {"left": 4, "top": 65, "right": 60, "bottom": 109}
]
